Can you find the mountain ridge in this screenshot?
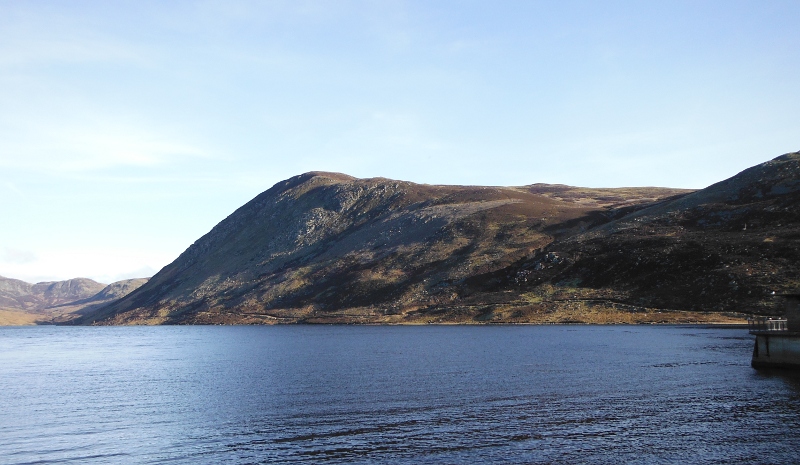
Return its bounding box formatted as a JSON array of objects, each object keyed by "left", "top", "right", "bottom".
[
  {"left": 77, "top": 153, "right": 800, "bottom": 325},
  {"left": 10, "top": 150, "right": 784, "bottom": 325},
  {"left": 0, "top": 276, "right": 149, "bottom": 324}
]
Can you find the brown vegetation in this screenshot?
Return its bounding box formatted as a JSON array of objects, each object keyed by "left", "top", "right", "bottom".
[
  {"left": 79, "top": 152, "right": 800, "bottom": 326},
  {"left": 0, "top": 277, "right": 148, "bottom": 325},
  {"left": 0, "top": 308, "right": 40, "bottom": 325}
]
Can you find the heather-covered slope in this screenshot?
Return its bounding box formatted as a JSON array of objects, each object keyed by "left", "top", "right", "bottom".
[
  {"left": 50, "top": 278, "right": 150, "bottom": 322},
  {"left": 464, "top": 152, "right": 800, "bottom": 320},
  {"left": 0, "top": 277, "right": 148, "bottom": 324},
  {"left": 81, "top": 151, "right": 800, "bottom": 325},
  {"left": 0, "top": 277, "right": 105, "bottom": 312},
  {"left": 82, "top": 172, "right": 688, "bottom": 324}
]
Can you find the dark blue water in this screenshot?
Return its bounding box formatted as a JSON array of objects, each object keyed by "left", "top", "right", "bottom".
[{"left": 1, "top": 325, "right": 799, "bottom": 464}]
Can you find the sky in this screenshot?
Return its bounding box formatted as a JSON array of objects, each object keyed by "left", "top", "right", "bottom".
[{"left": 1, "top": 0, "right": 798, "bottom": 284}]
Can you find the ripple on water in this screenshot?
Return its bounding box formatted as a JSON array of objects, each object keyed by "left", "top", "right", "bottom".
[{"left": 1, "top": 325, "right": 799, "bottom": 464}]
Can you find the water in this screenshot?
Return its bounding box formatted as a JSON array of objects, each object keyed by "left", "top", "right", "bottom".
[{"left": 1, "top": 325, "right": 799, "bottom": 464}]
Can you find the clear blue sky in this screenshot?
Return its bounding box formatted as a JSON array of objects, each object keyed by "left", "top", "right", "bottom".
[{"left": 1, "top": 0, "right": 798, "bottom": 284}]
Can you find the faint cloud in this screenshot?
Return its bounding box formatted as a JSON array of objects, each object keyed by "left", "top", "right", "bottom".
[
  {"left": 1, "top": 247, "right": 171, "bottom": 284},
  {"left": 110, "top": 266, "right": 157, "bottom": 283},
  {"left": 53, "top": 125, "right": 209, "bottom": 171},
  {"left": 445, "top": 38, "right": 495, "bottom": 54},
  {"left": 0, "top": 4, "right": 150, "bottom": 69},
  {"left": 322, "top": 111, "right": 446, "bottom": 162},
  {"left": 153, "top": 0, "right": 341, "bottom": 35},
  {"left": 306, "top": 110, "right": 453, "bottom": 182},
  {"left": 4, "top": 182, "right": 23, "bottom": 196},
  {"left": 2, "top": 247, "right": 37, "bottom": 264},
  {"left": 0, "top": 120, "right": 209, "bottom": 173},
  {"left": 0, "top": 36, "right": 148, "bottom": 68}
]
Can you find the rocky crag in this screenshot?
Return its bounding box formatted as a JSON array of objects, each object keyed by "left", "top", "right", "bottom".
[{"left": 78, "top": 151, "right": 800, "bottom": 325}]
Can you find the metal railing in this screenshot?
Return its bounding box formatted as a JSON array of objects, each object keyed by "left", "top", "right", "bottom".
[{"left": 748, "top": 317, "right": 788, "bottom": 333}]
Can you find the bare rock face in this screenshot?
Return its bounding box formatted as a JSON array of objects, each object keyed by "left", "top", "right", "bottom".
[{"left": 79, "top": 152, "right": 800, "bottom": 325}]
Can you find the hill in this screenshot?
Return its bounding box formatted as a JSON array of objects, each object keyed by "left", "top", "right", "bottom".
[
  {"left": 0, "top": 277, "right": 106, "bottom": 312},
  {"left": 78, "top": 151, "right": 800, "bottom": 325},
  {"left": 0, "top": 277, "right": 148, "bottom": 324},
  {"left": 463, "top": 152, "right": 800, "bottom": 321}
]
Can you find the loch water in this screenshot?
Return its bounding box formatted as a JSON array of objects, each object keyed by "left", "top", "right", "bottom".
[{"left": 1, "top": 325, "right": 799, "bottom": 464}]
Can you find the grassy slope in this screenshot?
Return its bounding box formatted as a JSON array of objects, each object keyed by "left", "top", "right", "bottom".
[{"left": 0, "top": 308, "right": 40, "bottom": 325}]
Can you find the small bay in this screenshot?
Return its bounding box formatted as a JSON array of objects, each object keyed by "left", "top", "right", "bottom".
[{"left": 1, "top": 325, "right": 798, "bottom": 464}]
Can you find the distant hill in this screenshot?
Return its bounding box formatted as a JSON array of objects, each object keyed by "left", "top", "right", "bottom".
[
  {"left": 0, "top": 276, "right": 148, "bottom": 324},
  {"left": 0, "top": 277, "right": 105, "bottom": 312}
]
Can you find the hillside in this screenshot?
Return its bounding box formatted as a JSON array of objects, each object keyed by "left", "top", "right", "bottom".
[
  {"left": 0, "top": 277, "right": 105, "bottom": 312},
  {"left": 0, "top": 277, "right": 148, "bottom": 324},
  {"left": 463, "top": 152, "right": 800, "bottom": 321},
  {"left": 78, "top": 151, "right": 800, "bottom": 325}
]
